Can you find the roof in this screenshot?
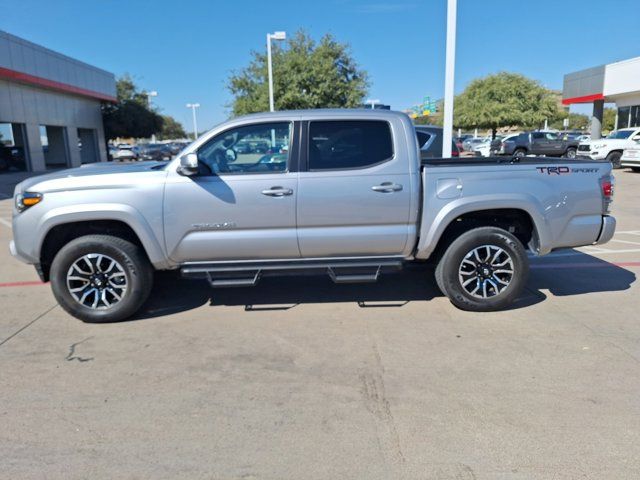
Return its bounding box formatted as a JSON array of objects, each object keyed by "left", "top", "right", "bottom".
[{"left": 230, "top": 108, "right": 411, "bottom": 123}]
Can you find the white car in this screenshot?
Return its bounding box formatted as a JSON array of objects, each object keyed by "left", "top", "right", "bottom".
[
  {"left": 621, "top": 146, "right": 640, "bottom": 172},
  {"left": 577, "top": 127, "right": 640, "bottom": 168},
  {"left": 111, "top": 144, "right": 138, "bottom": 161}
]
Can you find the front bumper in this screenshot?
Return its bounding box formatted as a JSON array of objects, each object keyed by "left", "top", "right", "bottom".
[
  {"left": 9, "top": 239, "right": 33, "bottom": 264},
  {"left": 594, "top": 215, "right": 616, "bottom": 245}
]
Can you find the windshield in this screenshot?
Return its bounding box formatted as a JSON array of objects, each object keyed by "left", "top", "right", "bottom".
[{"left": 607, "top": 130, "right": 634, "bottom": 139}]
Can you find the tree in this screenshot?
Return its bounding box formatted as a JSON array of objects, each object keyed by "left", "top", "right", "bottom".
[
  {"left": 454, "top": 72, "right": 562, "bottom": 138},
  {"left": 603, "top": 107, "right": 617, "bottom": 132},
  {"left": 158, "top": 115, "right": 187, "bottom": 140},
  {"left": 550, "top": 112, "right": 590, "bottom": 130},
  {"left": 228, "top": 30, "right": 369, "bottom": 116},
  {"left": 102, "top": 75, "right": 163, "bottom": 140}
]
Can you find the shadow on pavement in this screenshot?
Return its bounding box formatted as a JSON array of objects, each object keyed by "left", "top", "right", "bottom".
[{"left": 133, "top": 249, "right": 635, "bottom": 322}]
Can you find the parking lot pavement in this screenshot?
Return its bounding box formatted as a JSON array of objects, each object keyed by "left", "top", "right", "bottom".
[{"left": 1, "top": 172, "right": 640, "bottom": 479}]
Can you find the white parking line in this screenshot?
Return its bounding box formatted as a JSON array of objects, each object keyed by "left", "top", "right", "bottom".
[
  {"left": 0, "top": 218, "right": 11, "bottom": 229},
  {"left": 611, "top": 239, "right": 640, "bottom": 246}
]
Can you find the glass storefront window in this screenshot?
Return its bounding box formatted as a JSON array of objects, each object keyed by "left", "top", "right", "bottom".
[
  {"left": 618, "top": 106, "right": 630, "bottom": 129},
  {"left": 631, "top": 105, "right": 640, "bottom": 128},
  {"left": 0, "top": 123, "right": 14, "bottom": 146}
]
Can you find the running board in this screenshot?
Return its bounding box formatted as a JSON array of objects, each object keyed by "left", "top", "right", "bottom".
[{"left": 181, "top": 258, "right": 403, "bottom": 287}]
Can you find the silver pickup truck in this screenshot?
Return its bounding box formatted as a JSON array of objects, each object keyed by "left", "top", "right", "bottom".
[{"left": 10, "top": 110, "right": 616, "bottom": 322}]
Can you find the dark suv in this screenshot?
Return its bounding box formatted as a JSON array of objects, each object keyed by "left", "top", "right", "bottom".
[
  {"left": 415, "top": 126, "right": 460, "bottom": 159},
  {"left": 502, "top": 131, "right": 579, "bottom": 158}
]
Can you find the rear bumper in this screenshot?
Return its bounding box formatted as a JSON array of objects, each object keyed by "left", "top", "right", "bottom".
[{"left": 594, "top": 215, "right": 616, "bottom": 245}]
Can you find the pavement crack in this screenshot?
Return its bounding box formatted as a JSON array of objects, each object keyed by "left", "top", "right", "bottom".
[
  {"left": 0, "top": 304, "right": 57, "bottom": 348},
  {"left": 66, "top": 337, "right": 94, "bottom": 362},
  {"left": 360, "top": 328, "right": 406, "bottom": 470}
]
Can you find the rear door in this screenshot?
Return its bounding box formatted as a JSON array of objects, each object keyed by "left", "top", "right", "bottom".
[
  {"left": 530, "top": 132, "right": 547, "bottom": 154},
  {"left": 544, "top": 132, "right": 564, "bottom": 155},
  {"left": 296, "top": 119, "right": 413, "bottom": 257}
]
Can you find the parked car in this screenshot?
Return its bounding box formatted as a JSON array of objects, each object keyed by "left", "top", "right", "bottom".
[
  {"left": 577, "top": 127, "right": 640, "bottom": 168},
  {"left": 138, "top": 144, "right": 173, "bottom": 161},
  {"left": 111, "top": 144, "right": 138, "bottom": 161},
  {"left": 490, "top": 133, "right": 521, "bottom": 156},
  {"left": 455, "top": 134, "right": 473, "bottom": 151},
  {"left": 473, "top": 137, "right": 500, "bottom": 157},
  {"left": 462, "top": 137, "right": 490, "bottom": 152},
  {"left": 10, "top": 109, "right": 616, "bottom": 323},
  {"left": 415, "top": 126, "right": 460, "bottom": 159},
  {"left": 503, "top": 131, "right": 579, "bottom": 158},
  {"left": 620, "top": 146, "right": 640, "bottom": 172}
]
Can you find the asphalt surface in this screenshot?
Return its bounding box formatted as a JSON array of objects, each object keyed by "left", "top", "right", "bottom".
[{"left": 1, "top": 169, "right": 639, "bottom": 479}]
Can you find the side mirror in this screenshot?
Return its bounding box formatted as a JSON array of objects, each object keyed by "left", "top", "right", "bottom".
[
  {"left": 225, "top": 148, "right": 237, "bottom": 163},
  {"left": 633, "top": 135, "right": 640, "bottom": 143},
  {"left": 178, "top": 152, "right": 199, "bottom": 176}
]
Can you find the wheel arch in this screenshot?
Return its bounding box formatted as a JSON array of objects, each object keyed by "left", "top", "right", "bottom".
[
  {"left": 416, "top": 198, "right": 549, "bottom": 260},
  {"left": 37, "top": 205, "right": 171, "bottom": 280}
]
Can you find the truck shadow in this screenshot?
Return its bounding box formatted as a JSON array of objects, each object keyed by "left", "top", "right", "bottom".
[{"left": 133, "top": 249, "right": 636, "bottom": 321}]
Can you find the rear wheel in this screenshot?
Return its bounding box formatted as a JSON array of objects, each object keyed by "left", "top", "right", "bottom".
[
  {"left": 606, "top": 151, "right": 622, "bottom": 169},
  {"left": 50, "top": 235, "right": 153, "bottom": 323},
  {"left": 513, "top": 148, "right": 526, "bottom": 158},
  {"left": 435, "top": 227, "right": 529, "bottom": 312}
]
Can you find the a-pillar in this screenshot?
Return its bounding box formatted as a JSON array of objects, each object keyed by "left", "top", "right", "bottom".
[{"left": 591, "top": 99, "right": 604, "bottom": 140}]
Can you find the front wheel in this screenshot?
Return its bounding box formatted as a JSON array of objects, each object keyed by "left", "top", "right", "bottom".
[
  {"left": 435, "top": 227, "right": 529, "bottom": 312},
  {"left": 563, "top": 147, "right": 577, "bottom": 158},
  {"left": 50, "top": 235, "right": 154, "bottom": 323}
]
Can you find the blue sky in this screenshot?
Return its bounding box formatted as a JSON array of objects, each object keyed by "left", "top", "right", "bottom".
[{"left": 4, "top": 0, "right": 640, "bottom": 132}]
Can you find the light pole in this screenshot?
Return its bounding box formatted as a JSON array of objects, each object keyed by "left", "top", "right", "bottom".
[
  {"left": 365, "top": 98, "right": 381, "bottom": 110},
  {"left": 147, "top": 91, "right": 158, "bottom": 142},
  {"left": 186, "top": 103, "right": 200, "bottom": 140},
  {"left": 267, "top": 31, "right": 286, "bottom": 112},
  {"left": 442, "top": 0, "right": 457, "bottom": 157}
]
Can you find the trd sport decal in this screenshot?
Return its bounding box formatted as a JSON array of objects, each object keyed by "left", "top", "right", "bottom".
[{"left": 536, "top": 166, "right": 599, "bottom": 175}]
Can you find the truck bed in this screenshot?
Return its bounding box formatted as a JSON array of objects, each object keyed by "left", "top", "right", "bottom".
[{"left": 415, "top": 156, "right": 613, "bottom": 259}]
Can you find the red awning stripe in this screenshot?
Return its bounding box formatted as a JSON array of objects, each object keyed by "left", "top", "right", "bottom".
[
  {"left": 562, "top": 93, "right": 605, "bottom": 105},
  {"left": 0, "top": 66, "right": 117, "bottom": 102}
]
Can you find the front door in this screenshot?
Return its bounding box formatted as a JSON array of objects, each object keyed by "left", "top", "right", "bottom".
[
  {"left": 296, "top": 119, "right": 413, "bottom": 258},
  {"left": 164, "top": 121, "right": 300, "bottom": 263}
]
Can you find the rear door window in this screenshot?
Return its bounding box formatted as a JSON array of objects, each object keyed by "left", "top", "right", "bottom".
[
  {"left": 416, "top": 131, "right": 432, "bottom": 149},
  {"left": 308, "top": 120, "right": 393, "bottom": 170}
]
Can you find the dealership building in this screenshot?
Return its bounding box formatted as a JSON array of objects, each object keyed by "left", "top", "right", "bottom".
[
  {"left": 0, "top": 30, "right": 116, "bottom": 172},
  {"left": 563, "top": 55, "right": 640, "bottom": 139}
]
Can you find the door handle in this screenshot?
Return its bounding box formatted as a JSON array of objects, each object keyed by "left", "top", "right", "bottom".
[
  {"left": 261, "top": 186, "right": 293, "bottom": 197},
  {"left": 371, "top": 182, "right": 403, "bottom": 193}
]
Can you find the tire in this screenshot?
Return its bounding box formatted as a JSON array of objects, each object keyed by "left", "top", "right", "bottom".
[
  {"left": 50, "top": 235, "right": 153, "bottom": 323},
  {"left": 435, "top": 227, "right": 529, "bottom": 312},
  {"left": 513, "top": 148, "right": 526, "bottom": 158},
  {"left": 631, "top": 167, "right": 640, "bottom": 173},
  {"left": 563, "top": 147, "right": 577, "bottom": 159},
  {"left": 606, "top": 151, "right": 622, "bottom": 169}
]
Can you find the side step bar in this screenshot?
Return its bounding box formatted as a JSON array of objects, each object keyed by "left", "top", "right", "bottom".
[{"left": 181, "top": 258, "right": 403, "bottom": 287}]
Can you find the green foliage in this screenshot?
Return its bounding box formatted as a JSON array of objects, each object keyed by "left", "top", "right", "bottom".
[
  {"left": 603, "top": 107, "right": 616, "bottom": 132},
  {"left": 102, "top": 75, "right": 163, "bottom": 140},
  {"left": 454, "top": 72, "right": 561, "bottom": 132},
  {"left": 228, "top": 30, "right": 369, "bottom": 116},
  {"left": 158, "top": 115, "right": 187, "bottom": 140},
  {"left": 550, "top": 112, "right": 590, "bottom": 130}
]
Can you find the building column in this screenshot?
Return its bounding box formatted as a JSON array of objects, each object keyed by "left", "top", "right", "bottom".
[
  {"left": 24, "top": 123, "right": 45, "bottom": 172},
  {"left": 591, "top": 99, "right": 604, "bottom": 140},
  {"left": 67, "top": 127, "right": 81, "bottom": 168}
]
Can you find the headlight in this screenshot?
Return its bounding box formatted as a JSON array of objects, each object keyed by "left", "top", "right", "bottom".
[{"left": 15, "top": 192, "right": 43, "bottom": 213}]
